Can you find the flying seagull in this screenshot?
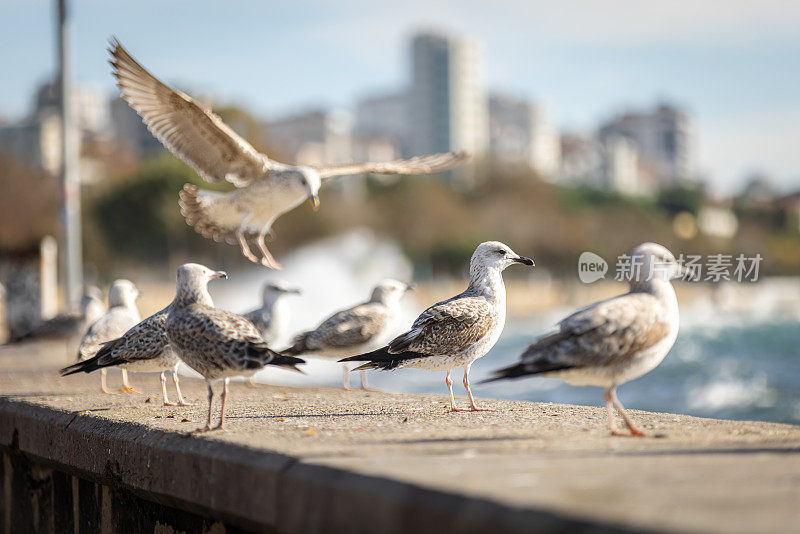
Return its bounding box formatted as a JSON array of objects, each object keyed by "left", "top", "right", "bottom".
[
  {"left": 109, "top": 38, "right": 469, "bottom": 269},
  {"left": 6, "top": 286, "right": 105, "bottom": 344},
  {"left": 341, "top": 242, "right": 534, "bottom": 411},
  {"left": 165, "top": 263, "right": 305, "bottom": 432},
  {"left": 61, "top": 305, "right": 193, "bottom": 406},
  {"left": 77, "top": 280, "right": 141, "bottom": 394},
  {"left": 485, "top": 242, "right": 684, "bottom": 437},
  {"left": 284, "top": 279, "right": 413, "bottom": 390}
]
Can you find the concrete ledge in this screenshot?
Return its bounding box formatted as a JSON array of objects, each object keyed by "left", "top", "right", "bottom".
[
  {"left": 1, "top": 344, "right": 799, "bottom": 533},
  {"left": 0, "top": 398, "right": 642, "bottom": 533}
]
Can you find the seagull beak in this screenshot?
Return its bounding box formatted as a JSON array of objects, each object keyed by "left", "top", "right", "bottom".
[
  {"left": 405, "top": 283, "right": 416, "bottom": 291},
  {"left": 213, "top": 271, "right": 228, "bottom": 279},
  {"left": 513, "top": 256, "right": 535, "bottom": 266},
  {"left": 309, "top": 194, "right": 320, "bottom": 211},
  {"left": 287, "top": 287, "right": 302, "bottom": 295}
]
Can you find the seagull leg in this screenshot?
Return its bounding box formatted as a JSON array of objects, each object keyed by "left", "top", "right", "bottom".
[
  {"left": 194, "top": 382, "right": 214, "bottom": 433},
  {"left": 236, "top": 225, "right": 260, "bottom": 264},
  {"left": 246, "top": 376, "right": 260, "bottom": 388},
  {"left": 120, "top": 369, "right": 140, "bottom": 394},
  {"left": 160, "top": 371, "right": 175, "bottom": 406},
  {"left": 100, "top": 369, "right": 114, "bottom": 395},
  {"left": 256, "top": 228, "right": 282, "bottom": 269},
  {"left": 172, "top": 368, "right": 195, "bottom": 406},
  {"left": 603, "top": 387, "right": 623, "bottom": 435},
  {"left": 445, "top": 370, "right": 465, "bottom": 412},
  {"left": 360, "top": 370, "right": 380, "bottom": 392},
  {"left": 342, "top": 364, "right": 354, "bottom": 391},
  {"left": 463, "top": 366, "right": 494, "bottom": 411},
  {"left": 212, "top": 378, "right": 229, "bottom": 431},
  {"left": 609, "top": 386, "right": 649, "bottom": 437}
]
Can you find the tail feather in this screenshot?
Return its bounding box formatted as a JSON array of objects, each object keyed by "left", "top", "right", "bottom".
[
  {"left": 246, "top": 342, "right": 306, "bottom": 373},
  {"left": 339, "top": 347, "right": 426, "bottom": 371},
  {"left": 61, "top": 353, "right": 103, "bottom": 376},
  {"left": 480, "top": 361, "right": 574, "bottom": 384},
  {"left": 268, "top": 352, "right": 306, "bottom": 374},
  {"left": 281, "top": 333, "right": 310, "bottom": 357},
  {"left": 179, "top": 184, "right": 246, "bottom": 245},
  {"left": 61, "top": 338, "right": 125, "bottom": 376}
]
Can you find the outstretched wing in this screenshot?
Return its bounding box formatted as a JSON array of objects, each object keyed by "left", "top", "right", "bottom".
[
  {"left": 110, "top": 38, "right": 275, "bottom": 186},
  {"left": 316, "top": 151, "right": 469, "bottom": 182}
]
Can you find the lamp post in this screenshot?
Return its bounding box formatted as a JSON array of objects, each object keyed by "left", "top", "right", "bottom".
[{"left": 57, "top": 0, "right": 82, "bottom": 308}]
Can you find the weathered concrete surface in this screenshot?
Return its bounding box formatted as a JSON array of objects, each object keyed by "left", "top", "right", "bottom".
[{"left": 1, "top": 341, "right": 799, "bottom": 533}]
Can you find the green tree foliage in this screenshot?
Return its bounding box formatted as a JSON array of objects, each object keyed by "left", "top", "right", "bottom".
[
  {"left": 657, "top": 185, "right": 705, "bottom": 216},
  {"left": 86, "top": 155, "right": 233, "bottom": 269}
]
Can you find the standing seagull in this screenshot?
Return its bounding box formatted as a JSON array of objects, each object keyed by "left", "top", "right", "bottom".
[
  {"left": 241, "top": 280, "right": 301, "bottom": 387},
  {"left": 284, "top": 279, "right": 413, "bottom": 390},
  {"left": 109, "top": 39, "right": 469, "bottom": 269},
  {"left": 77, "top": 280, "right": 141, "bottom": 394},
  {"left": 242, "top": 281, "right": 302, "bottom": 343},
  {"left": 61, "top": 306, "right": 193, "bottom": 406},
  {"left": 341, "top": 242, "right": 534, "bottom": 411},
  {"left": 6, "top": 286, "right": 105, "bottom": 344},
  {"left": 485, "top": 242, "right": 684, "bottom": 437},
  {"left": 165, "top": 264, "right": 305, "bottom": 432}
]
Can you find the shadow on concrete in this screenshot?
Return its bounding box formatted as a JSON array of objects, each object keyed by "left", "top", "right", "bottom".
[{"left": 227, "top": 412, "right": 407, "bottom": 419}]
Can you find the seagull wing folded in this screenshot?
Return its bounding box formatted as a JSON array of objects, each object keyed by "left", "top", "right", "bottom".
[
  {"left": 63, "top": 308, "right": 171, "bottom": 375},
  {"left": 174, "top": 307, "right": 303, "bottom": 372},
  {"left": 490, "top": 294, "right": 670, "bottom": 381},
  {"left": 313, "top": 304, "right": 387, "bottom": 349},
  {"left": 77, "top": 307, "right": 140, "bottom": 360},
  {"left": 109, "top": 38, "right": 274, "bottom": 186},
  {"left": 340, "top": 296, "right": 493, "bottom": 370},
  {"left": 390, "top": 296, "right": 493, "bottom": 356},
  {"left": 317, "top": 151, "right": 469, "bottom": 181}
]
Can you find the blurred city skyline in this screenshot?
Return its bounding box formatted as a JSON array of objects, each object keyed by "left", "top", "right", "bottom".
[{"left": 1, "top": 0, "right": 799, "bottom": 193}]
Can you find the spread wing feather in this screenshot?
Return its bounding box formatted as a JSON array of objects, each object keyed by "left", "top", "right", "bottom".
[
  {"left": 109, "top": 38, "right": 274, "bottom": 186},
  {"left": 317, "top": 151, "right": 469, "bottom": 181}
]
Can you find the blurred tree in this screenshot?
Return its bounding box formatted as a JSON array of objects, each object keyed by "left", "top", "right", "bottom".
[
  {"left": 85, "top": 155, "right": 232, "bottom": 270},
  {"left": 657, "top": 185, "right": 705, "bottom": 216}
]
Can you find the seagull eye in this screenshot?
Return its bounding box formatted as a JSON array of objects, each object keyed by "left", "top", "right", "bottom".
[{"left": 495, "top": 249, "right": 506, "bottom": 256}]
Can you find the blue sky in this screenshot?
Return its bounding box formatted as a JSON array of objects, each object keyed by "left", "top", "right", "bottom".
[{"left": 1, "top": 0, "right": 799, "bottom": 193}]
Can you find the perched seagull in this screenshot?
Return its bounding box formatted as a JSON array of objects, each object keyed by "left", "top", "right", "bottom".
[
  {"left": 341, "top": 242, "right": 534, "bottom": 411},
  {"left": 241, "top": 280, "right": 301, "bottom": 387},
  {"left": 485, "top": 242, "right": 684, "bottom": 437},
  {"left": 165, "top": 263, "right": 305, "bottom": 432},
  {"left": 109, "top": 39, "right": 469, "bottom": 269},
  {"left": 242, "top": 281, "right": 302, "bottom": 343},
  {"left": 77, "top": 280, "right": 141, "bottom": 394},
  {"left": 6, "top": 286, "right": 105, "bottom": 344},
  {"left": 284, "top": 279, "right": 413, "bottom": 390},
  {"left": 61, "top": 306, "right": 193, "bottom": 406}
]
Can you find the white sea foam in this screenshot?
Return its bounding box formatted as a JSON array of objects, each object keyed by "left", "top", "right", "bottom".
[{"left": 687, "top": 371, "right": 776, "bottom": 411}]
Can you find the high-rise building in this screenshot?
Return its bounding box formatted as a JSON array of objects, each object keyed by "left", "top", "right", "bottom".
[
  {"left": 353, "top": 91, "right": 408, "bottom": 163},
  {"left": 598, "top": 103, "right": 692, "bottom": 187},
  {"left": 0, "top": 81, "right": 110, "bottom": 181},
  {"left": 488, "top": 94, "right": 560, "bottom": 179},
  {"left": 408, "top": 32, "right": 487, "bottom": 168},
  {"left": 262, "top": 109, "right": 353, "bottom": 167}
]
